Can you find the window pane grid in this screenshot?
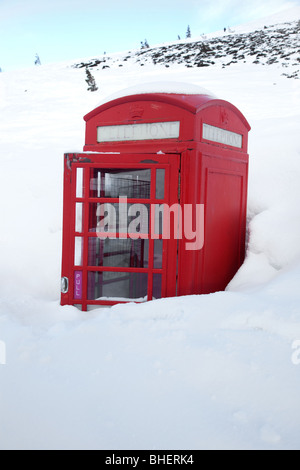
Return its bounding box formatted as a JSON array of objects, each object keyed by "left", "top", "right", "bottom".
[
  {"left": 71, "top": 164, "right": 168, "bottom": 305},
  {"left": 89, "top": 168, "right": 151, "bottom": 199}
]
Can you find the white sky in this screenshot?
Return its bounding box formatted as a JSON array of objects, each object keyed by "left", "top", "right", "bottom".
[{"left": 0, "top": 0, "right": 299, "bottom": 71}]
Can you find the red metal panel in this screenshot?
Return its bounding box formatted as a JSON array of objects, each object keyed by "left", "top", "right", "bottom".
[
  {"left": 61, "top": 154, "right": 73, "bottom": 306},
  {"left": 201, "top": 167, "right": 246, "bottom": 293},
  {"left": 177, "top": 146, "right": 248, "bottom": 296},
  {"left": 177, "top": 149, "right": 201, "bottom": 296}
]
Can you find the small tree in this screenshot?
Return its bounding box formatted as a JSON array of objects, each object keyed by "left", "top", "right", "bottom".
[
  {"left": 85, "top": 68, "right": 98, "bottom": 92},
  {"left": 141, "top": 39, "right": 150, "bottom": 49},
  {"left": 35, "top": 53, "right": 41, "bottom": 65},
  {"left": 186, "top": 25, "right": 191, "bottom": 38}
]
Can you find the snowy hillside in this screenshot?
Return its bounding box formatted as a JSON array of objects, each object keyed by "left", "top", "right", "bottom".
[
  {"left": 0, "top": 7, "right": 300, "bottom": 450},
  {"left": 73, "top": 9, "right": 300, "bottom": 79}
]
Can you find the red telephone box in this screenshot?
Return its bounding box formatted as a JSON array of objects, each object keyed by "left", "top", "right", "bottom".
[{"left": 61, "top": 89, "right": 250, "bottom": 310}]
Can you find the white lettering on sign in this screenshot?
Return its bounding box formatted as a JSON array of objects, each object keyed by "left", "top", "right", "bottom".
[
  {"left": 203, "top": 123, "right": 242, "bottom": 148},
  {"left": 97, "top": 121, "right": 180, "bottom": 142}
]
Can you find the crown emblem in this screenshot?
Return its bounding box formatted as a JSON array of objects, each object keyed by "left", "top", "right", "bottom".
[
  {"left": 130, "top": 105, "right": 144, "bottom": 119},
  {"left": 221, "top": 108, "right": 229, "bottom": 125}
]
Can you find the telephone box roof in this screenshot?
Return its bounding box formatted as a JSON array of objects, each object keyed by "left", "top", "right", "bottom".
[{"left": 84, "top": 85, "right": 250, "bottom": 130}]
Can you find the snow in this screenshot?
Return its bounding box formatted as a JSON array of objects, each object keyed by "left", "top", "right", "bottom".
[
  {"left": 95, "top": 81, "right": 216, "bottom": 107},
  {"left": 201, "top": 5, "right": 300, "bottom": 39},
  {"left": 229, "top": 5, "right": 300, "bottom": 34},
  {"left": 1, "top": 8, "right": 300, "bottom": 450}
]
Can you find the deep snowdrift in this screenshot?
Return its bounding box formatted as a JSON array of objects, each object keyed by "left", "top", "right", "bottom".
[{"left": 0, "top": 7, "right": 300, "bottom": 450}]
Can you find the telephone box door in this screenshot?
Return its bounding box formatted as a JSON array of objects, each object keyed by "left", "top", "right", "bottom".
[{"left": 61, "top": 153, "right": 180, "bottom": 310}]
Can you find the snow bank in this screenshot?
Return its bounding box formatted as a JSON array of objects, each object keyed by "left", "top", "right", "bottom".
[{"left": 95, "top": 81, "right": 216, "bottom": 107}]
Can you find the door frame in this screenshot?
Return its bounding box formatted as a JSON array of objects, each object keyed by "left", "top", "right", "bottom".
[{"left": 61, "top": 152, "right": 180, "bottom": 310}]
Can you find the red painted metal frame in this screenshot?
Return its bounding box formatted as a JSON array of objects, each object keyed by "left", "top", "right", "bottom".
[{"left": 61, "top": 153, "right": 179, "bottom": 311}]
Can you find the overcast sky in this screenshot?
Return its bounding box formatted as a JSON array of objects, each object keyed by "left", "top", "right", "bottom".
[{"left": 0, "top": 0, "right": 299, "bottom": 71}]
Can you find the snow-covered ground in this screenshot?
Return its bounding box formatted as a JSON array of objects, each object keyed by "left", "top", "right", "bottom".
[{"left": 0, "top": 7, "right": 300, "bottom": 450}]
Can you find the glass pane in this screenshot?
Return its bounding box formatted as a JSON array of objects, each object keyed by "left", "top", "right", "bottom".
[
  {"left": 153, "top": 239, "right": 163, "bottom": 268},
  {"left": 75, "top": 203, "right": 83, "bottom": 233},
  {"left": 128, "top": 203, "right": 149, "bottom": 235},
  {"left": 76, "top": 168, "right": 84, "bottom": 198},
  {"left": 89, "top": 202, "right": 150, "bottom": 236},
  {"left": 153, "top": 203, "right": 181, "bottom": 238},
  {"left": 156, "top": 169, "right": 165, "bottom": 199},
  {"left": 154, "top": 204, "right": 164, "bottom": 236},
  {"left": 87, "top": 271, "right": 148, "bottom": 301},
  {"left": 88, "top": 238, "right": 149, "bottom": 268},
  {"left": 89, "top": 168, "right": 102, "bottom": 197},
  {"left": 153, "top": 273, "right": 162, "bottom": 299},
  {"left": 89, "top": 168, "right": 151, "bottom": 199},
  {"left": 74, "top": 237, "right": 83, "bottom": 266}
]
